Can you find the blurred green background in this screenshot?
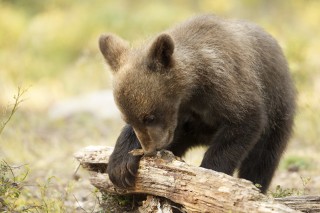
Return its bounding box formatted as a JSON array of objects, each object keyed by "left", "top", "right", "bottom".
[{"left": 1, "top": 0, "right": 319, "bottom": 211}]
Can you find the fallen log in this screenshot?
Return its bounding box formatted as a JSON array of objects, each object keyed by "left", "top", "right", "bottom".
[
  {"left": 275, "top": 196, "right": 320, "bottom": 213},
  {"left": 74, "top": 146, "right": 316, "bottom": 212}
]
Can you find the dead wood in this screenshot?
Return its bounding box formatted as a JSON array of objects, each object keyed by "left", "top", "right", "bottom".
[{"left": 74, "top": 146, "right": 318, "bottom": 213}]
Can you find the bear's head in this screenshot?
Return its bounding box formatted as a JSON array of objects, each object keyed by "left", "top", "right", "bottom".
[{"left": 99, "top": 33, "right": 187, "bottom": 155}]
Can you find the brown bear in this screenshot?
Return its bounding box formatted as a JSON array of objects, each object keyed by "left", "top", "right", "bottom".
[{"left": 99, "top": 14, "right": 296, "bottom": 193}]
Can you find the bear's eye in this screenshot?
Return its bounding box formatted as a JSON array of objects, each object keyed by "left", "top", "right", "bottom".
[{"left": 142, "top": 114, "right": 155, "bottom": 125}]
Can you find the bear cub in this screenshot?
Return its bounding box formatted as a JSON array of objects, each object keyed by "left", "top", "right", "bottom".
[{"left": 99, "top": 15, "right": 296, "bottom": 193}]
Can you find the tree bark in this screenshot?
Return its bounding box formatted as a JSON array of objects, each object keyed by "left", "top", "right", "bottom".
[
  {"left": 74, "top": 146, "right": 316, "bottom": 213},
  {"left": 275, "top": 196, "right": 320, "bottom": 213}
]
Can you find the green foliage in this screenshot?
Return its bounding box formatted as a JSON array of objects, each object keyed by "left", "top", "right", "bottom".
[
  {"left": 0, "top": 160, "right": 32, "bottom": 212},
  {"left": 0, "top": 89, "right": 78, "bottom": 212},
  {"left": 282, "top": 156, "right": 312, "bottom": 171},
  {"left": 270, "top": 176, "right": 311, "bottom": 198},
  {"left": 0, "top": 160, "right": 88, "bottom": 212},
  {"left": 270, "top": 185, "right": 300, "bottom": 198}
]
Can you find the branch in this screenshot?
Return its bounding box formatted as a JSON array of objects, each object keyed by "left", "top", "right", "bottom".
[
  {"left": 75, "top": 146, "right": 305, "bottom": 213},
  {"left": 0, "top": 86, "right": 27, "bottom": 134}
]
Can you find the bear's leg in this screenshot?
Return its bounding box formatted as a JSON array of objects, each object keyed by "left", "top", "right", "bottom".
[
  {"left": 107, "top": 124, "right": 142, "bottom": 188},
  {"left": 169, "top": 141, "right": 194, "bottom": 157},
  {"left": 238, "top": 118, "right": 293, "bottom": 194},
  {"left": 200, "top": 109, "right": 264, "bottom": 176},
  {"left": 200, "top": 124, "right": 260, "bottom": 175},
  {"left": 169, "top": 117, "right": 211, "bottom": 157},
  {"left": 169, "top": 128, "right": 200, "bottom": 157}
]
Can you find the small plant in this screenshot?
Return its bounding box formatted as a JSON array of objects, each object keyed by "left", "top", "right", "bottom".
[
  {"left": 270, "top": 185, "right": 300, "bottom": 198},
  {"left": 0, "top": 88, "right": 71, "bottom": 212},
  {"left": 0, "top": 87, "right": 30, "bottom": 212},
  {"left": 0, "top": 161, "right": 94, "bottom": 212},
  {"left": 0, "top": 160, "right": 37, "bottom": 212},
  {"left": 0, "top": 86, "right": 27, "bottom": 135},
  {"left": 270, "top": 176, "right": 312, "bottom": 198},
  {"left": 0, "top": 88, "right": 102, "bottom": 212},
  {"left": 300, "top": 176, "right": 311, "bottom": 195}
]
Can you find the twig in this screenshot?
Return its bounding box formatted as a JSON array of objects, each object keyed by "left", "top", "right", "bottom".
[{"left": 0, "top": 86, "right": 28, "bottom": 135}]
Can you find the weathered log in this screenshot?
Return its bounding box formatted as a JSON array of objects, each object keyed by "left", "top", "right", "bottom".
[
  {"left": 275, "top": 196, "right": 320, "bottom": 213},
  {"left": 74, "top": 146, "right": 306, "bottom": 213}
]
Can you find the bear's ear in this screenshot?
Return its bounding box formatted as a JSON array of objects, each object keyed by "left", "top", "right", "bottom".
[
  {"left": 148, "top": 33, "right": 175, "bottom": 70},
  {"left": 99, "top": 34, "right": 129, "bottom": 73}
]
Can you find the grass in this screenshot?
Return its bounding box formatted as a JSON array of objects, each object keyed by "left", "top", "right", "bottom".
[
  {"left": 1, "top": 0, "right": 320, "bottom": 211},
  {"left": 281, "top": 155, "right": 313, "bottom": 171},
  {"left": 0, "top": 159, "right": 102, "bottom": 212},
  {"left": 0, "top": 160, "right": 30, "bottom": 212},
  {"left": 270, "top": 176, "right": 312, "bottom": 198},
  {"left": 0, "top": 89, "right": 125, "bottom": 211}
]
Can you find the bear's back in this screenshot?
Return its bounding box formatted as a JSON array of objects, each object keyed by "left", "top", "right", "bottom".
[
  {"left": 166, "top": 14, "right": 295, "bottom": 127},
  {"left": 168, "top": 14, "right": 274, "bottom": 64}
]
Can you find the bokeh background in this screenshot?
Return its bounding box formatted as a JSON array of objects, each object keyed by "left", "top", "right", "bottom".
[{"left": 1, "top": 0, "right": 319, "bottom": 211}]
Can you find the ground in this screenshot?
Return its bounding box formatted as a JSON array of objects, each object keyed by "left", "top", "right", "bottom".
[{"left": 1, "top": 91, "right": 319, "bottom": 212}]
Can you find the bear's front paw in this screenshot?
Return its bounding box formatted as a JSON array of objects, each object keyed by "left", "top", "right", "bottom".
[{"left": 107, "top": 152, "right": 141, "bottom": 188}]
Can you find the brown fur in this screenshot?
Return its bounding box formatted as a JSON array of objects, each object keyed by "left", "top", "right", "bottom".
[{"left": 99, "top": 14, "right": 296, "bottom": 193}]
